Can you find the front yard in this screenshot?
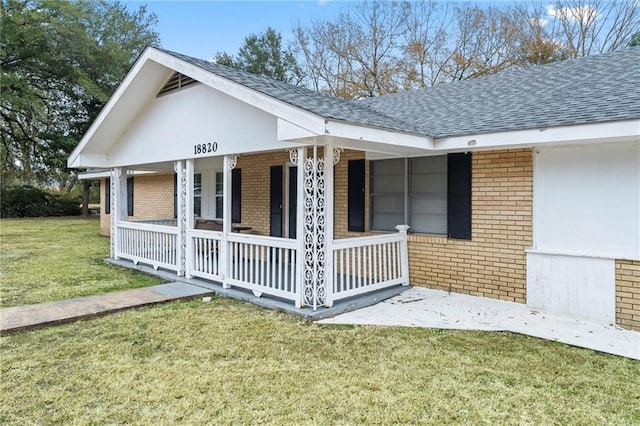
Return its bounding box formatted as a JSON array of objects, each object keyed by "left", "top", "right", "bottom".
[
  {"left": 0, "top": 218, "right": 162, "bottom": 307},
  {"left": 0, "top": 218, "right": 638, "bottom": 423}
]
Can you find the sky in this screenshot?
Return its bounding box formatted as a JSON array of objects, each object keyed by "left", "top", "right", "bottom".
[{"left": 125, "top": 1, "right": 346, "bottom": 60}]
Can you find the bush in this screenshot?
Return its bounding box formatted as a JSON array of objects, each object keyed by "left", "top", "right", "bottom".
[{"left": 0, "top": 185, "right": 81, "bottom": 218}]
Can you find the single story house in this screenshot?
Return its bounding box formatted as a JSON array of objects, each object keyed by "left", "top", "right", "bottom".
[{"left": 69, "top": 46, "right": 640, "bottom": 330}]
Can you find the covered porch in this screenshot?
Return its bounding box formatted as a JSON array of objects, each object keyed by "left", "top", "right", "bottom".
[{"left": 108, "top": 147, "right": 411, "bottom": 310}]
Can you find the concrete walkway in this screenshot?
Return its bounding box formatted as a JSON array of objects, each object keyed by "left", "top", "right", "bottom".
[
  {"left": 319, "top": 287, "right": 640, "bottom": 360},
  {"left": 0, "top": 282, "right": 213, "bottom": 334}
]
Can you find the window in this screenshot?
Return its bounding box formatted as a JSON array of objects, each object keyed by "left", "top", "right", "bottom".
[
  {"left": 370, "top": 154, "right": 471, "bottom": 238},
  {"left": 193, "top": 173, "right": 202, "bottom": 216},
  {"left": 215, "top": 172, "right": 223, "bottom": 219}
]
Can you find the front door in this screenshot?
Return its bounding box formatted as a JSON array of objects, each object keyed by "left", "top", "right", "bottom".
[
  {"left": 270, "top": 166, "right": 283, "bottom": 237},
  {"left": 288, "top": 166, "right": 297, "bottom": 238}
]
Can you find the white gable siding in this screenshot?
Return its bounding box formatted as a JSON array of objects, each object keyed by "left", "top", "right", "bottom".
[{"left": 107, "top": 84, "right": 297, "bottom": 168}]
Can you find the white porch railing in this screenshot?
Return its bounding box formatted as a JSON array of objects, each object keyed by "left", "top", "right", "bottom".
[
  {"left": 332, "top": 231, "right": 409, "bottom": 301},
  {"left": 133, "top": 218, "right": 177, "bottom": 226},
  {"left": 189, "top": 229, "right": 223, "bottom": 281},
  {"left": 227, "top": 233, "right": 298, "bottom": 301},
  {"left": 116, "top": 221, "right": 179, "bottom": 271}
]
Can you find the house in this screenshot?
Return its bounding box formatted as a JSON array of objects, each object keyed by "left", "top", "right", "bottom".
[{"left": 68, "top": 46, "right": 640, "bottom": 330}]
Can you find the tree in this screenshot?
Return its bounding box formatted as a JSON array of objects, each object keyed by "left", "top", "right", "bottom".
[
  {"left": 0, "top": 0, "right": 159, "bottom": 191},
  {"left": 294, "top": 0, "right": 639, "bottom": 96},
  {"left": 213, "top": 27, "right": 303, "bottom": 85},
  {"left": 295, "top": 1, "right": 405, "bottom": 99}
]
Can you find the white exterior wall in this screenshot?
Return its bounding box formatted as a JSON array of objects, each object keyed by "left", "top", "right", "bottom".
[
  {"left": 107, "top": 84, "right": 298, "bottom": 167},
  {"left": 527, "top": 141, "right": 640, "bottom": 322}
]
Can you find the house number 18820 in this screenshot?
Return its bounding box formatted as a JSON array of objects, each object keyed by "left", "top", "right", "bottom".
[{"left": 194, "top": 142, "right": 218, "bottom": 155}]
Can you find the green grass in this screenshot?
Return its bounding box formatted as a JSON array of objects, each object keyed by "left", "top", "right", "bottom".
[
  {"left": 1, "top": 217, "right": 638, "bottom": 424},
  {"left": 0, "top": 217, "right": 162, "bottom": 307},
  {"left": 1, "top": 299, "right": 639, "bottom": 424}
]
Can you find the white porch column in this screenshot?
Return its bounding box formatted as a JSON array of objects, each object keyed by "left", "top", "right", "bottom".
[
  {"left": 222, "top": 155, "right": 236, "bottom": 289},
  {"left": 395, "top": 224, "right": 411, "bottom": 286},
  {"left": 324, "top": 145, "right": 336, "bottom": 307},
  {"left": 184, "top": 159, "right": 195, "bottom": 278},
  {"left": 294, "top": 147, "right": 306, "bottom": 308},
  {"left": 110, "top": 167, "right": 127, "bottom": 260},
  {"left": 174, "top": 160, "right": 186, "bottom": 277}
]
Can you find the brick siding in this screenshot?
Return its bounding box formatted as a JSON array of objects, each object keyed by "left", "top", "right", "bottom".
[
  {"left": 615, "top": 260, "right": 640, "bottom": 331},
  {"left": 99, "top": 174, "right": 175, "bottom": 236}
]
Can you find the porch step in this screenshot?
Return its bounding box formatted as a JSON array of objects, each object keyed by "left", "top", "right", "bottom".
[{"left": 0, "top": 282, "right": 214, "bottom": 334}]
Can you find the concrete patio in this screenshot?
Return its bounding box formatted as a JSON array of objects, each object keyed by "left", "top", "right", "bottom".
[{"left": 319, "top": 287, "right": 640, "bottom": 360}]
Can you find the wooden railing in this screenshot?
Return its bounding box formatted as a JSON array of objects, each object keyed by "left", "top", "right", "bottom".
[
  {"left": 189, "top": 229, "right": 223, "bottom": 281},
  {"left": 227, "top": 233, "right": 298, "bottom": 301},
  {"left": 332, "top": 229, "right": 409, "bottom": 301},
  {"left": 116, "top": 221, "right": 179, "bottom": 271}
]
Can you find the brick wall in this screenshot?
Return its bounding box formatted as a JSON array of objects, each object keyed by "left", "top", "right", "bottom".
[
  {"left": 406, "top": 149, "right": 533, "bottom": 303},
  {"left": 235, "top": 151, "right": 291, "bottom": 235},
  {"left": 615, "top": 260, "right": 640, "bottom": 331},
  {"left": 133, "top": 174, "right": 175, "bottom": 220},
  {"left": 99, "top": 174, "right": 175, "bottom": 236}
]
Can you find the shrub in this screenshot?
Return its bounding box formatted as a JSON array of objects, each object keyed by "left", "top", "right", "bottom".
[{"left": 0, "top": 185, "right": 81, "bottom": 218}]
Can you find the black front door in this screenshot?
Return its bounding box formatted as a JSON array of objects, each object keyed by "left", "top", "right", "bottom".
[
  {"left": 270, "top": 166, "right": 283, "bottom": 237},
  {"left": 288, "top": 166, "right": 297, "bottom": 238}
]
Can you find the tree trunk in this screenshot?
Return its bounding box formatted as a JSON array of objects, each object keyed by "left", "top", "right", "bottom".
[{"left": 81, "top": 180, "right": 90, "bottom": 217}]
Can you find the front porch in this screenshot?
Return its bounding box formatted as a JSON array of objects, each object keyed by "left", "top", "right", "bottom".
[{"left": 108, "top": 147, "right": 411, "bottom": 311}]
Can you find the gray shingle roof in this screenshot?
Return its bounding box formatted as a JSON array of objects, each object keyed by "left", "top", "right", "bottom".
[
  {"left": 162, "top": 47, "right": 640, "bottom": 139},
  {"left": 160, "top": 49, "right": 424, "bottom": 135},
  {"left": 362, "top": 47, "right": 640, "bottom": 138}
]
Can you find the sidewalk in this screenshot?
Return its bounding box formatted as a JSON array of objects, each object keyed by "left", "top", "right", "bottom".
[
  {"left": 0, "top": 282, "right": 213, "bottom": 334},
  {"left": 319, "top": 287, "right": 640, "bottom": 360}
]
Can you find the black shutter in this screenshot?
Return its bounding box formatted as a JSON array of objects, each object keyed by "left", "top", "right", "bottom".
[
  {"left": 447, "top": 153, "right": 472, "bottom": 239},
  {"left": 232, "top": 168, "right": 241, "bottom": 223},
  {"left": 104, "top": 178, "right": 111, "bottom": 215},
  {"left": 348, "top": 159, "right": 365, "bottom": 232},
  {"left": 270, "top": 166, "right": 283, "bottom": 237},
  {"left": 127, "top": 177, "right": 134, "bottom": 217},
  {"left": 173, "top": 174, "right": 178, "bottom": 218}
]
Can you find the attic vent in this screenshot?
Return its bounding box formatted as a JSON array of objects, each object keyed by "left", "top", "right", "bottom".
[{"left": 157, "top": 72, "right": 198, "bottom": 97}]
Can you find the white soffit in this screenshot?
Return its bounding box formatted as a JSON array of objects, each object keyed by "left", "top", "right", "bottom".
[{"left": 435, "top": 119, "right": 640, "bottom": 151}]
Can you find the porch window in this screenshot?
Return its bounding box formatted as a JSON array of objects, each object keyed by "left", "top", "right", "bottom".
[
  {"left": 194, "top": 173, "right": 202, "bottom": 216},
  {"left": 370, "top": 153, "right": 471, "bottom": 238}
]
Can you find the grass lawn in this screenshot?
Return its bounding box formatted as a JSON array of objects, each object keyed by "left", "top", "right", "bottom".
[
  {"left": 1, "top": 299, "right": 639, "bottom": 424},
  {"left": 0, "top": 217, "right": 162, "bottom": 307},
  {"left": 1, "top": 217, "right": 638, "bottom": 424}
]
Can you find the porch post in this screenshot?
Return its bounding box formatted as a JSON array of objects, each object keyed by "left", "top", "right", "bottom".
[
  {"left": 221, "top": 155, "right": 236, "bottom": 289},
  {"left": 324, "top": 145, "right": 335, "bottom": 307},
  {"left": 395, "top": 224, "right": 411, "bottom": 286},
  {"left": 174, "top": 160, "right": 186, "bottom": 277},
  {"left": 185, "top": 159, "right": 195, "bottom": 278},
  {"left": 110, "top": 167, "right": 127, "bottom": 260},
  {"left": 295, "top": 147, "right": 306, "bottom": 308}
]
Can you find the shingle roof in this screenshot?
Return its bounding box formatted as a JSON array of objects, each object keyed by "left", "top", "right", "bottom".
[
  {"left": 160, "top": 49, "right": 424, "bottom": 135},
  {"left": 362, "top": 47, "right": 640, "bottom": 138},
  {"left": 162, "top": 47, "right": 640, "bottom": 139}
]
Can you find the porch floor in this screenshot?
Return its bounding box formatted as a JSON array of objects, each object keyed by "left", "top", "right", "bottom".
[{"left": 107, "top": 259, "right": 409, "bottom": 320}]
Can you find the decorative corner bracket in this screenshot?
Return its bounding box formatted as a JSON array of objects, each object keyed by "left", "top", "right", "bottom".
[
  {"left": 287, "top": 149, "right": 299, "bottom": 165},
  {"left": 228, "top": 155, "right": 238, "bottom": 170},
  {"left": 332, "top": 147, "right": 344, "bottom": 165}
]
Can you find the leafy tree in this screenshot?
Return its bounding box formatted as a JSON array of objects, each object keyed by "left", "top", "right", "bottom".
[
  {"left": 213, "top": 27, "right": 304, "bottom": 85},
  {"left": 0, "top": 0, "right": 159, "bottom": 191}
]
